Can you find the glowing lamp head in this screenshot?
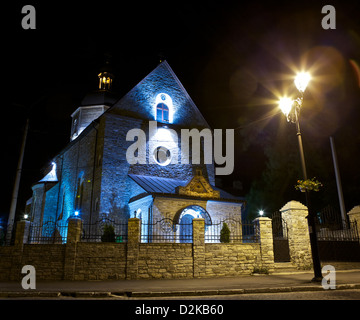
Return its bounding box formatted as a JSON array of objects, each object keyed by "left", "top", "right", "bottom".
[
  {"left": 74, "top": 211, "right": 79, "bottom": 217},
  {"left": 24, "top": 214, "right": 29, "bottom": 220},
  {"left": 279, "top": 97, "right": 293, "bottom": 117},
  {"left": 294, "top": 72, "right": 311, "bottom": 93},
  {"left": 259, "top": 210, "right": 264, "bottom": 216}
]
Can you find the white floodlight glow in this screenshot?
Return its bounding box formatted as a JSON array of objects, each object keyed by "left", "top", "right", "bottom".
[
  {"left": 294, "top": 72, "right": 311, "bottom": 93},
  {"left": 279, "top": 97, "right": 293, "bottom": 116}
]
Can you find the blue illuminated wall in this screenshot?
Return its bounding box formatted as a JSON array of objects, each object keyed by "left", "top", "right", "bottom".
[
  {"left": 110, "top": 61, "right": 209, "bottom": 127},
  {"left": 28, "top": 61, "right": 227, "bottom": 235}
]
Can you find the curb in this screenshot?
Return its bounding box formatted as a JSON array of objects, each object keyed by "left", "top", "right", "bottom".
[
  {"left": 129, "top": 283, "right": 360, "bottom": 297},
  {"left": 1, "top": 283, "right": 360, "bottom": 298}
]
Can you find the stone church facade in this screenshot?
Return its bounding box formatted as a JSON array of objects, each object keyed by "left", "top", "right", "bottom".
[{"left": 27, "top": 61, "right": 244, "bottom": 241}]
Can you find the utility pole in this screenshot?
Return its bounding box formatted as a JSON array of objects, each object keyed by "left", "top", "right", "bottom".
[
  {"left": 6, "top": 118, "right": 29, "bottom": 243},
  {"left": 330, "top": 136, "right": 347, "bottom": 227}
]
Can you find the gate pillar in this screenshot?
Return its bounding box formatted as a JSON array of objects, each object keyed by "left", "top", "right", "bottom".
[
  {"left": 348, "top": 206, "right": 360, "bottom": 240},
  {"left": 253, "top": 217, "right": 274, "bottom": 273},
  {"left": 192, "top": 218, "right": 205, "bottom": 278},
  {"left": 126, "top": 218, "right": 141, "bottom": 280},
  {"left": 280, "top": 201, "right": 312, "bottom": 269}
]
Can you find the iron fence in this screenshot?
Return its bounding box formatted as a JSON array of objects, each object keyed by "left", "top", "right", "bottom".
[
  {"left": 317, "top": 220, "right": 359, "bottom": 241},
  {"left": 140, "top": 218, "right": 259, "bottom": 243},
  {"left": 81, "top": 218, "right": 128, "bottom": 242},
  {"left": 28, "top": 220, "right": 68, "bottom": 244},
  {"left": 314, "top": 206, "right": 359, "bottom": 241},
  {"left": 141, "top": 218, "right": 192, "bottom": 243},
  {"left": 205, "top": 219, "right": 259, "bottom": 243}
]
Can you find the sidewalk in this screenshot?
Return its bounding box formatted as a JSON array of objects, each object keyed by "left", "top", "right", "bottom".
[{"left": 1, "top": 267, "right": 360, "bottom": 298}]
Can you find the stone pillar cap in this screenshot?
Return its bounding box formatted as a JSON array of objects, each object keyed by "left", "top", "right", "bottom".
[
  {"left": 253, "top": 217, "right": 271, "bottom": 221},
  {"left": 280, "top": 200, "right": 307, "bottom": 212},
  {"left": 348, "top": 205, "right": 360, "bottom": 216}
]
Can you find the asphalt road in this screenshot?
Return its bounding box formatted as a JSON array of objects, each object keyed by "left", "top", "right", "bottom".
[
  {"left": 4, "top": 289, "right": 360, "bottom": 300},
  {"left": 147, "top": 289, "right": 360, "bottom": 300}
]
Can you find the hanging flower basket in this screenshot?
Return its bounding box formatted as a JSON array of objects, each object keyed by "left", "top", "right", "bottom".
[{"left": 295, "top": 177, "right": 323, "bottom": 192}]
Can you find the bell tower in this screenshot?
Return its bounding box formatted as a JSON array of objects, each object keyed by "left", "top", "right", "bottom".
[
  {"left": 70, "top": 59, "right": 118, "bottom": 141},
  {"left": 98, "top": 61, "right": 114, "bottom": 91}
]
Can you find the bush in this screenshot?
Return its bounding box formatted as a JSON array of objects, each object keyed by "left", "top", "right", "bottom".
[
  {"left": 220, "top": 222, "right": 230, "bottom": 243},
  {"left": 252, "top": 266, "right": 269, "bottom": 274},
  {"left": 101, "top": 224, "right": 116, "bottom": 242}
]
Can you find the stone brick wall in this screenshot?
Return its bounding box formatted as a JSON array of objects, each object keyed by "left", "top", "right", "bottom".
[
  {"left": 0, "top": 246, "right": 13, "bottom": 280},
  {"left": 138, "top": 243, "right": 193, "bottom": 279},
  {"left": 74, "top": 243, "right": 127, "bottom": 280},
  {"left": 22, "top": 245, "right": 65, "bottom": 280},
  {"left": 205, "top": 243, "right": 261, "bottom": 277},
  {"left": 0, "top": 217, "right": 273, "bottom": 281},
  {"left": 348, "top": 206, "right": 360, "bottom": 240},
  {"left": 280, "top": 201, "right": 313, "bottom": 269}
]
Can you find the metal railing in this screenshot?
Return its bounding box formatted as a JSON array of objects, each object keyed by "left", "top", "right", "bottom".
[
  {"left": 28, "top": 220, "right": 68, "bottom": 244},
  {"left": 141, "top": 218, "right": 192, "bottom": 243},
  {"left": 317, "top": 220, "right": 359, "bottom": 241},
  {"left": 205, "top": 219, "right": 259, "bottom": 243},
  {"left": 140, "top": 218, "right": 259, "bottom": 244},
  {"left": 81, "top": 218, "right": 128, "bottom": 242}
]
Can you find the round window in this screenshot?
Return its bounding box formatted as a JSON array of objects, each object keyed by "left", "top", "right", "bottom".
[{"left": 153, "top": 146, "right": 171, "bottom": 166}]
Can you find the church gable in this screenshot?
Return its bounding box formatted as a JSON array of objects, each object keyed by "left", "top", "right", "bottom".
[
  {"left": 109, "top": 61, "right": 209, "bottom": 128},
  {"left": 176, "top": 169, "right": 220, "bottom": 199}
]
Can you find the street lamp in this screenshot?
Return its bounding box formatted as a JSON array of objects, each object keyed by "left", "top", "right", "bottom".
[
  {"left": 278, "top": 72, "right": 322, "bottom": 282},
  {"left": 294, "top": 72, "right": 311, "bottom": 93}
]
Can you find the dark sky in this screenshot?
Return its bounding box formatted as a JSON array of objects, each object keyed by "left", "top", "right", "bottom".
[{"left": 2, "top": 1, "right": 360, "bottom": 221}]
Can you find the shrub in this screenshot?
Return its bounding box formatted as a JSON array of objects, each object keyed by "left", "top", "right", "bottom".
[
  {"left": 220, "top": 222, "right": 230, "bottom": 243},
  {"left": 101, "top": 224, "right": 116, "bottom": 242},
  {"left": 252, "top": 266, "right": 269, "bottom": 274}
]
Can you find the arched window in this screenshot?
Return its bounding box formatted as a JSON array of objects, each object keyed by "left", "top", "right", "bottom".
[
  {"left": 155, "top": 93, "right": 173, "bottom": 123},
  {"left": 94, "top": 198, "right": 99, "bottom": 212},
  {"left": 156, "top": 103, "right": 169, "bottom": 122}
]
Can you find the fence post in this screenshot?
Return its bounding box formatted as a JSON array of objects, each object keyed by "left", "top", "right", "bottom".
[
  {"left": 192, "top": 218, "right": 205, "bottom": 278},
  {"left": 280, "top": 201, "right": 313, "bottom": 269},
  {"left": 126, "top": 218, "right": 141, "bottom": 280},
  {"left": 63, "top": 218, "right": 82, "bottom": 280},
  {"left": 67, "top": 218, "right": 83, "bottom": 243},
  {"left": 253, "top": 217, "right": 274, "bottom": 273},
  {"left": 10, "top": 220, "right": 31, "bottom": 280},
  {"left": 347, "top": 206, "right": 360, "bottom": 240},
  {"left": 14, "top": 220, "right": 31, "bottom": 246}
]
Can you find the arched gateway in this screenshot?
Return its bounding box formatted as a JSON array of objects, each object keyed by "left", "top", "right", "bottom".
[{"left": 174, "top": 205, "right": 211, "bottom": 243}]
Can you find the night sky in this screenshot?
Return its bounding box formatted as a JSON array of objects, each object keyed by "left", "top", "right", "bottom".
[{"left": 2, "top": 1, "right": 360, "bottom": 223}]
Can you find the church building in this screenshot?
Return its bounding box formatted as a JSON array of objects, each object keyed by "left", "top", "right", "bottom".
[{"left": 27, "top": 60, "right": 245, "bottom": 242}]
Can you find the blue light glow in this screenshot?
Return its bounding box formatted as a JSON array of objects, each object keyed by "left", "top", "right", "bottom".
[{"left": 39, "top": 162, "right": 58, "bottom": 182}]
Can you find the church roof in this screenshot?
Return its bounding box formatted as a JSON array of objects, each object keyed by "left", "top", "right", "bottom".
[
  {"left": 128, "top": 174, "right": 243, "bottom": 202},
  {"left": 129, "top": 174, "right": 187, "bottom": 194},
  {"left": 38, "top": 162, "right": 58, "bottom": 183}
]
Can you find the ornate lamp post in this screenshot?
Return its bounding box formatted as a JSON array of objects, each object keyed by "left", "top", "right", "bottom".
[{"left": 279, "top": 72, "right": 322, "bottom": 282}]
